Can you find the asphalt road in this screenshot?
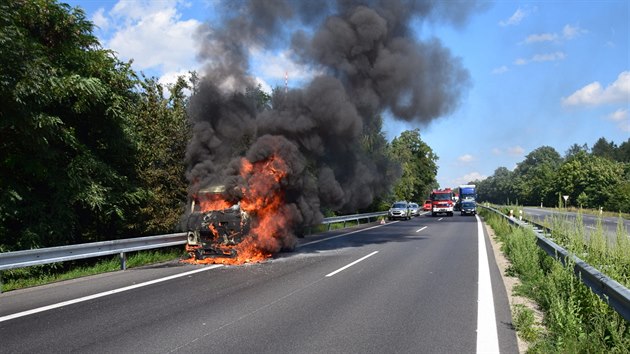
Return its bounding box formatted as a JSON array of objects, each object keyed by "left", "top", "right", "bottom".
[
  {"left": 521, "top": 207, "right": 629, "bottom": 239},
  {"left": 0, "top": 213, "right": 518, "bottom": 353}
]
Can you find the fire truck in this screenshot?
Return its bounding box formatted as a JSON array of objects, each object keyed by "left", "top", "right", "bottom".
[{"left": 430, "top": 188, "right": 454, "bottom": 217}]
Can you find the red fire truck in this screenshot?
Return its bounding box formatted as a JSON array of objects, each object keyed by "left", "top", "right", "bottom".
[{"left": 430, "top": 188, "right": 454, "bottom": 217}]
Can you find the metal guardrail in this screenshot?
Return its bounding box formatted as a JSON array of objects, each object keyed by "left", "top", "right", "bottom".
[
  {"left": 0, "top": 212, "right": 389, "bottom": 292},
  {"left": 479, "top": 204, "right": 630, "bottom": 322},
  {"left": 0, "top": 233, "right": 188, "bottom": 272},
  {"left": 320, "top": 211, "right": 388, "bottom": 230}
]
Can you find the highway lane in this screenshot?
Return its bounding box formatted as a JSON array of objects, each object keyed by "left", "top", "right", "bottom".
[
  {"left": 521, "top": 207, "right": 629, "bottom": 239},
  {"left": 0, "top": 214, "right": 517, "bottom": 353}
]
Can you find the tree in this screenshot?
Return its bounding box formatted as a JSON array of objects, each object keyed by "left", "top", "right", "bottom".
[
  {"left": 476, "top": 167, "right": 515, "bottom": 204},
  {"left": 512, "top": 146, "right": 562, "bottom": 206},
  {"left": 245, "top": 84, "right": 271, "bottom": 112},
  {"left": 388, "top": 129, "right": 438, "bottom": 202},
  {"left": 617, "top": 138, "right": 630, "bottom": 163},
  {"left": 1, "top": 1, "right": 142, "bottom": 249},
  {"left": 564, "top": 143, "right": 589, "bottom": 159},
  {"left": 358, "top": 114, "right": 398, "bottom": 211},
  {"left": 553, "top": 151, "right": 626, "bottom": 211},
  {"left": 591, "top": 137, "right": 617, "bottom": 161},
  {"left": 129, "top": 74, "right": 193, "bottom": 235}
]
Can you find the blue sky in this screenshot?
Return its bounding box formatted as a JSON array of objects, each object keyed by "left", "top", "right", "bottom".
[{"left": 65, "top": 0, "right": 629, "bottom": 188}]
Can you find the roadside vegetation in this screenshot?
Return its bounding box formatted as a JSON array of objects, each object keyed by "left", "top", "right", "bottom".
[
  {"left": 473, "top": 142, "right": 630, "bottom": 214},
  {"left": 480, "top": 207, "right": 630, "bottom": 352}
]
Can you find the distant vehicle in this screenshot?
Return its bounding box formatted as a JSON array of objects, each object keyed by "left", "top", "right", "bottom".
[
  {"left": 460, "top": 200, "right": 477, "bottom": 216},
  {"left": 388, "top": 201, "right": 411, "bottom": 220},
  {"left": 423, "top": 200, "right": 432, "bottom": 211},
  {"left": 430, "top": 188, "right": 454, "bottom": 217},
  {"left": 408, "top": 203, "right": 420, "bottom": 216},
  {"left": 455, "top": 184, "right": 476, "bottom": 211}
]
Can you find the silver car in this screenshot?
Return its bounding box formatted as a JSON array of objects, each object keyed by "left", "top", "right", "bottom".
[
  {"left": 388, "top": 202, "right": 411, "bottom": 220},
  {"left": 408, "top": 203, "right": 420, "bottom": 216}
]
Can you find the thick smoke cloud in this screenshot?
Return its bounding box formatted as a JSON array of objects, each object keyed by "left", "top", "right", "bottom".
[{"left": 185, "top": 0, "right": 480, "bottom": 251}]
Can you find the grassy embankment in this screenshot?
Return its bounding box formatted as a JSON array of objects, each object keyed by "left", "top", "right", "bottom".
[{"left": 480, "top": 207, "right": 630, "bottom": 352}]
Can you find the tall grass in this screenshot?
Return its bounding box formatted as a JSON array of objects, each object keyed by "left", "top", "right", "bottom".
[
  {"left": 545, "top": 211, "right": 630, "bottom": 289},
  {"left": 480, "top": 208, "right": 630, "bottom": 352}
]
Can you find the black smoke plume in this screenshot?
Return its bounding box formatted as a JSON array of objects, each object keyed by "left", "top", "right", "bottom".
[{"left": 185, "top": 0, "right": 480, "bottom": 252}]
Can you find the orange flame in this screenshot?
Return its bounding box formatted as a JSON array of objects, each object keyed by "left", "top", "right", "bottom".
[
  {"left": 196, "top": 192, "right": 232, "bottom": 212},
  {"left": 185, "top": 153, "right": 290, "bottom": 265}
]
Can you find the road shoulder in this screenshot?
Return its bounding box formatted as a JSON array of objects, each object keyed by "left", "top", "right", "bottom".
[{"left": 483, "top": 219, "right": 543, "bottom": 353}]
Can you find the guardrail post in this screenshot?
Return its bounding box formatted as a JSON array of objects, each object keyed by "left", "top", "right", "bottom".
[{"left": 120, "top": 252, "right": 127, "bottom": 270}]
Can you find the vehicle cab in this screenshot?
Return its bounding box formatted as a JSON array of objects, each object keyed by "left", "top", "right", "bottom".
[{"left": 430, "top": 189, "right": 454, "bottom": 217}]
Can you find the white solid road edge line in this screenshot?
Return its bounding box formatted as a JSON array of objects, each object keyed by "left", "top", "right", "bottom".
[
  {"left": 325, "top": 251, "right": 379, "bottom": 277},
  {"left": 0, "top": 264, "right": 224, "bottom": 323},
  {"left": 476, "top": 214, "right": 500, "bottom": 353}
]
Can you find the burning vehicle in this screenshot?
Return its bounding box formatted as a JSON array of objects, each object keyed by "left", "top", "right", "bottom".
[
  {"left": 185, "top": 185, "right": 251, "bottom": 260},
  {"left": 183, "top": 150, "right": 298, "bottom": 265}
]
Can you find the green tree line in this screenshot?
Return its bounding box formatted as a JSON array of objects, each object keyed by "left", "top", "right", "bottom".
[
  {"left": 1, "top": 1, "right": 191, "bottom": 251},
  {"left": 472, "top": 138, "right": 630, "bottom": 213},
  {"left": 0, "top": 1, "right": 439, "bottom": 251}
]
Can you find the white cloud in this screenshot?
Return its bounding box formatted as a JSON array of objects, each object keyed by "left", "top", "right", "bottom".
[
  {"left": 514, "top": 58, "right": 527, "bottom": 66},
  {"left": 562, "top": 24, "right": 587, "bottom": 39},
  {"left": 606, "top": 109, "right": 630, "bottom": 132},
  {"left": 523, "top": 24, "right": 586, "bottom": 44},
  {"left": 491, "top": 148, "right": 502, "bottom": 155},
  {"left": 499, "top": 8, "right": 528, "bottom": 26},
  {"left": 562, "top": 71, "right": 630, "bottom": 107},
  {"left": 158, "top": 69, "right": 192, "bottom": 87},
  {"left": 458, "top": 154, "right": 474, "bottom": 163},
  {"left": 532, "top": 51, "right": 565, "bottom": 62},
  {"left": 492, "top": 66, "right": 508, "bottom": 74},
  {"left": 514, "top": 52, "right": 566, "bottom": 65},
  {"left": 254, "top": 76, "right": 272, "bottom": 94},
  {"left": 608, "top": 108, "right": 628, "bottom": 122},
  {"left": 451, "top": 172, "right": 487, "bottom": 186},
  {"left": 91, "top": 8, "right": 109, "bottom": 31},
  {"left": 525, "top": 33, "right": 557, "bottom": 43},
  {"left": 103, "top": 1, "right": 201, "bottom": 74},
  {"left": 507, "top": 146, "right": 524, "bottom": 155}
]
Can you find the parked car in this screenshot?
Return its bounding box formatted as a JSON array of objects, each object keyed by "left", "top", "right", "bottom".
[
  {"left": 423, "top": 200, "right": 432, "bottom": 211},
  {"left": 388, "top": 201, "right": 411, "bottom": 220},
  {"left": 408, "top": 203, "right": 419, "bottom": 216}
]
